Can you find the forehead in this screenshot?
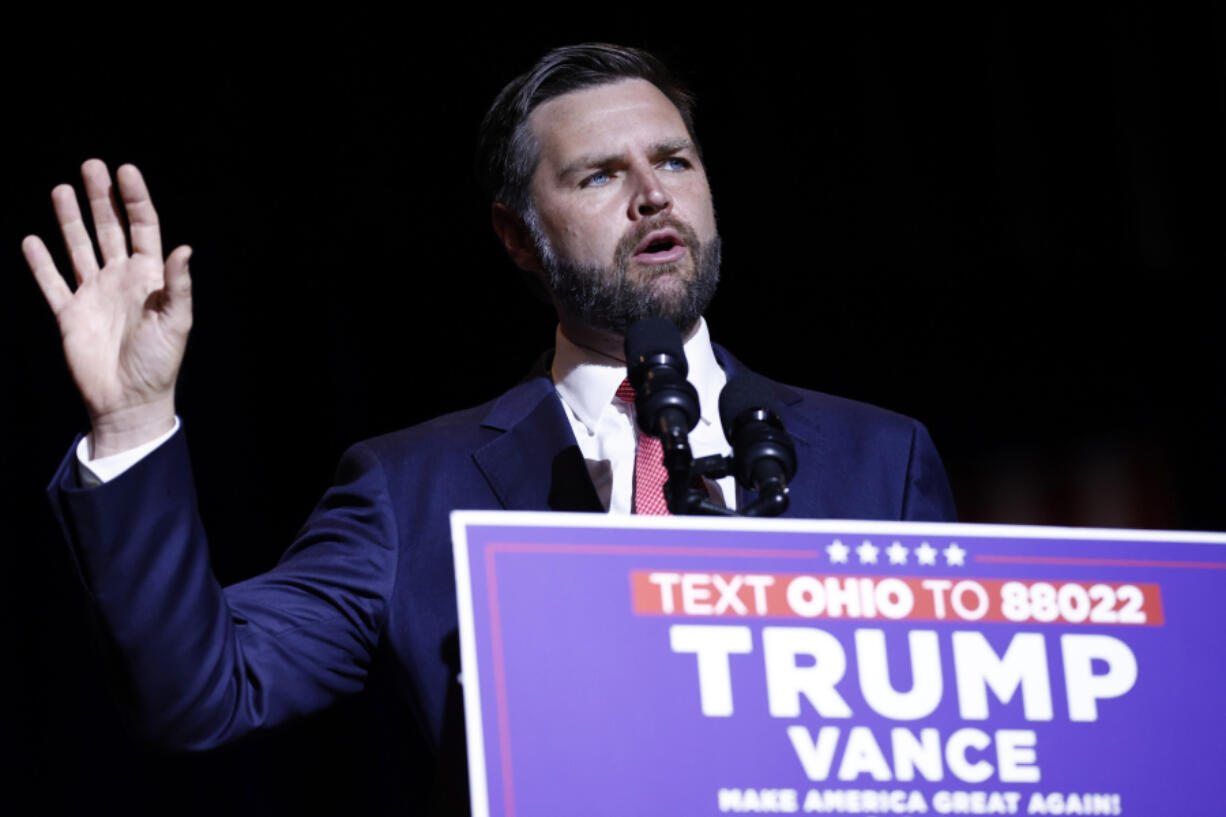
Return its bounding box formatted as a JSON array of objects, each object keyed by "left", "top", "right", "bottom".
[{"left": 528, "top": 78, "right": 690, "bottom": 167}]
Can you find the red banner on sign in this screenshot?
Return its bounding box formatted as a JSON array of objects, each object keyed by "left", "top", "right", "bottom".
[{"left": 630, "top": 571, "right": 1164, "bottom": 626}]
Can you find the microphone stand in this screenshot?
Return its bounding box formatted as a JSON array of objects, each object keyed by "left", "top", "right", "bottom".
[
  {"left": 665, "top": 453, "right": 790, "bottom": 517},
  {"left": 622, "top": 317, "right": 791, "bottom": 518}
]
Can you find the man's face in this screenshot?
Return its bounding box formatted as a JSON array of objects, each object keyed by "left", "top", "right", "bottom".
[{"left": 525, "top": 78, "right": 720, "bottom": 335}]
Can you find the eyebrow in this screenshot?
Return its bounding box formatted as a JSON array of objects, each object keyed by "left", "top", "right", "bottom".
[{"left": 558, "top": 139, "right": 697, "bottom": 180}]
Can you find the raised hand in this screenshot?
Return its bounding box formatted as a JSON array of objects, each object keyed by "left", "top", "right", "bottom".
[{"left": 23, "top": 159, "right": 193, "bottom": 458}]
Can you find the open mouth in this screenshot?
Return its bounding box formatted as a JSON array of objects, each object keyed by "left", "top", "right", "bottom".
[{"left": 632, "top": 229, "right": 687, "bottom": 264}]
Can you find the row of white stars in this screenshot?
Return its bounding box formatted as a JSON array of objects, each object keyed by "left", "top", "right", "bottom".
[{"left": 825, "top": 539, "right": 967, "bottom": 566}]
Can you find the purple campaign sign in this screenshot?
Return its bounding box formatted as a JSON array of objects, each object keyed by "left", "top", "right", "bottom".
[{"left": 450, "top": 512, "right": 1226, "bottom": 817}]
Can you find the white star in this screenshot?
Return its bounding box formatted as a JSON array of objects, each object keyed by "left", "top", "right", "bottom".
[
  {"left": 886, "top": 540, "right": 909, "bottom": 565},
  {"left": 916, "top": 542, "right": 937, "bottom": 566},
  {"left": 856, "top": 539, "right": 879, "bottom": 564},
  {"left": 943, "top": 542, "right": 967, "bottom": 566},
  {"left": 827, "top": 539, "right": 850, "bottom": 564}
]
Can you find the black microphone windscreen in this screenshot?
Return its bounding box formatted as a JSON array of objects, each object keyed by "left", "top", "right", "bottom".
[
  {"left": 625, "top": 317, "right": 686, "bottom": 373},
  {"left": 719, "top": 374, "right": 779, "bottom": 440}
]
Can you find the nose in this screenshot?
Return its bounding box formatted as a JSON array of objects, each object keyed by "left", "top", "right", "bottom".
[{"left": 629, "top": 164, "right": 671, "bottom": 219}]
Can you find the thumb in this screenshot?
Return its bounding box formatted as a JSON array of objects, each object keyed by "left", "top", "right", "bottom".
[{"left": 165, "top": 245, "right": 193, "bottom": 302}]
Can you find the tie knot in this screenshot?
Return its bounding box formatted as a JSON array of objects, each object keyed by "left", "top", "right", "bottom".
[{"left": 615, "top": 378, "right": 637, "bottom": 404}]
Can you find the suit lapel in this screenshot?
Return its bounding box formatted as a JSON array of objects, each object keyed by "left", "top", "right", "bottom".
[
  {"left": 471, "top": 360, "right": 604, "bottom": 513},
  {"left": 472, "top": 344, "right": 824, "bottom": 518},
  {"left": 712, "top": 345, "right": 825, "bottom": 519}
]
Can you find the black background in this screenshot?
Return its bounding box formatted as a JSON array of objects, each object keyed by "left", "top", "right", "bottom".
[{"left": 4, "top": 8, "right": 1224, "bottom": 814}]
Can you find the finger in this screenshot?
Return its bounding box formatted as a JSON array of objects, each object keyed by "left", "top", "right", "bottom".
[
  {"left": 22, "top": 235, "right": 73, "bottom": 316},
  {"left": 116, "top": 164, "right": 162, "bottom": 259},
  {"left": 81, "top": 158, "right": 128, "bottom": 264},
  {"left": 51, "top": 183, "right": 100, "bottom": 284},
  {"left": 164, "top": 245, "right": 193, "bottom": 303}
]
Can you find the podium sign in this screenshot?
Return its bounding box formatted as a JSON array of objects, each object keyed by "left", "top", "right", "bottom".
[{"left": 451, "top": 512, "right": 1226, "bottom": 817}]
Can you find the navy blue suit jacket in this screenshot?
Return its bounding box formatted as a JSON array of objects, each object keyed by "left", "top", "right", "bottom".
[{"left": 47, "top": 346, "right": 954, "bottom": 772}]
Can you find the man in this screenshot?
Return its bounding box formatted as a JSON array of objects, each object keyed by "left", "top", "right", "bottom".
[{"left": 26, "top": 44, "right": 954, "bottom": 808}]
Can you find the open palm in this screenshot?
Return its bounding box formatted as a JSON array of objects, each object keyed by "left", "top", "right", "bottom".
[{"left": 24, "top": 160, "right": 192, "bottom": 456}]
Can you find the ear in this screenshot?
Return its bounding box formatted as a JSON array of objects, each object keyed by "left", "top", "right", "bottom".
[{"left": 491, "top": 203, "right": 543, "bottom": 274}]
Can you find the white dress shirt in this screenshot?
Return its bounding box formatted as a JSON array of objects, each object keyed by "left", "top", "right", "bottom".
[
  {"left": 77, "top": 416, "right": 182, "bottom": 487},
  {"left": 551, "top": 317, "right": 734, "bottom": 513},
  {"left": 78, "top": 319, "right": 735, "bottom": 513}
]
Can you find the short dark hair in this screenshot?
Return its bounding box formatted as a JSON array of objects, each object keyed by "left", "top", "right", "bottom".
[{"left": 476, "top": 43, "right": 698, "bottom": 216}]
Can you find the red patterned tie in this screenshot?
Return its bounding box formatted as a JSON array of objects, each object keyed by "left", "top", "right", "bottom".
[{"left": 615, "top": 379, "right": 671, "bottom": 515}]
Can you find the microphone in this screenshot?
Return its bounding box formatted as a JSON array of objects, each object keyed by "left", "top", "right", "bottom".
[
  {"left": 624, "top": 318, "right": 701, "bottom": 503},
  {"left": 719, "top": 373, "right": 797, "bottom": 516}
]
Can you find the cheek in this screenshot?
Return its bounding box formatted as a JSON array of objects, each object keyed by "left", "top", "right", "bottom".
[
  {"left": 697, "top": 194, "right": 717, "bottom": 233},
  {"left": 685, "top": 184, "right": 718, "bottom": 238},
  {"left": 545, "top": 202, "right": 622, "bottom": 260}
]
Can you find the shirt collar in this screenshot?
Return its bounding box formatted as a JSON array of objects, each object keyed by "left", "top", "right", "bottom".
[{"left": 551, "top": 317, "right": 727, "bottom": 436}]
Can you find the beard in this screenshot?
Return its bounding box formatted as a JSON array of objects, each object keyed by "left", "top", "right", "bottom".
[{"left": 528, "top": 212, "right": 721, "bottom": 336}]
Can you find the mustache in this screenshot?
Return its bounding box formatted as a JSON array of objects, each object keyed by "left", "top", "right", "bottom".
[{"left": 614, "top": 215, "right": 700, "bottom": 267}]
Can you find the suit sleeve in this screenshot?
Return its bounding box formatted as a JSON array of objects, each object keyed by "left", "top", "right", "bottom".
[
  {"left": 900, "top": 422, "right": 958, "bottom": 522},
  {"left": 46, "top": 427, "right": 398, "bottom": 750}
]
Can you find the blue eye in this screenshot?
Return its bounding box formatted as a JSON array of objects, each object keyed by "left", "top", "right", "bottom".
[
  {"left": 582, "top": 170, "right": 611, "bottom": 188},
  {"left": 662, "top": 157, "right": 691, "bottom": 171}
]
